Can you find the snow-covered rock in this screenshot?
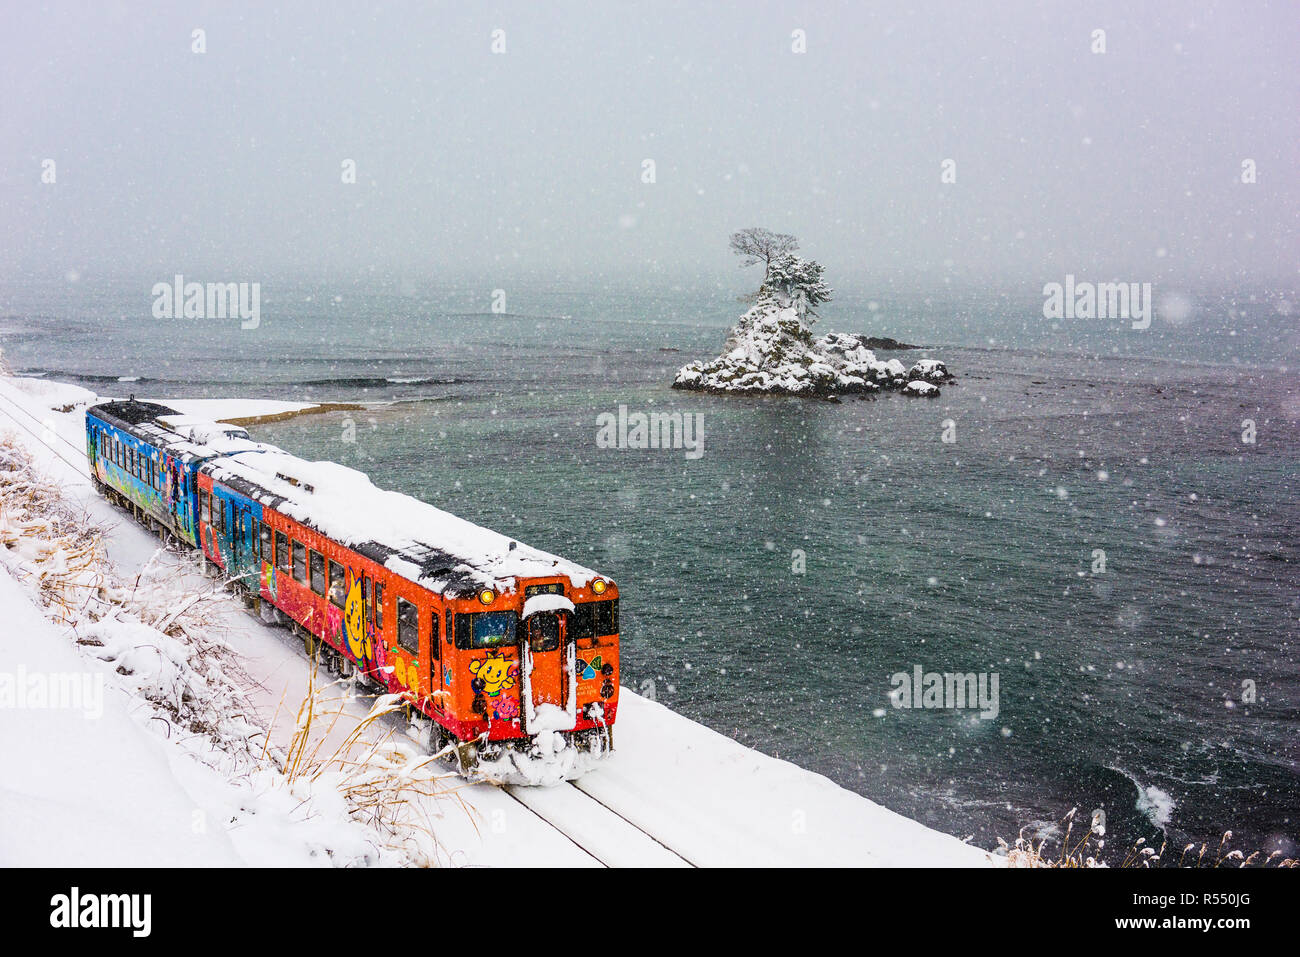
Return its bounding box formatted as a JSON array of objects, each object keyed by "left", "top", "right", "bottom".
[
  {"left": 673, "top": 296, "right": 951, "bottom": 399},
  {"left": 907, "top": 359, "right": 952, "bottom": 383}
]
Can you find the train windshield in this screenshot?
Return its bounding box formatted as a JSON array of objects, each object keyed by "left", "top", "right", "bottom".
[{"left": 469, "top": 611, "right": 517, "bottom": 649}]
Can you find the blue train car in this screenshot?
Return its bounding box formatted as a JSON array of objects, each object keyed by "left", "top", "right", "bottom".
[
  {"left": 87, "top": 399, "right": 271, "bottom": 567},
  {"left": 195, "top": 462, "right": 265, "bottom": 591},
  {"left": 86, "top": 399, "right": 202, "bottom": 545}
]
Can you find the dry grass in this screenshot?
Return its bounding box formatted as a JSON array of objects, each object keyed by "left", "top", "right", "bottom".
[
  {"left": 269, "top": 653, "right": 477, "bottom": 865},
  {"left": 1002, "top": 807, "right": 1298, "bottom": 868},
  {"left": 0, "top": 438, "right": 107, "bottom": 623}
]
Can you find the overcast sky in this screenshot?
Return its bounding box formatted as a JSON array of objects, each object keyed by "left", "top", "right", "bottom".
[{"left": 2, "top": 1, "right": 1296, "bottom": 288}]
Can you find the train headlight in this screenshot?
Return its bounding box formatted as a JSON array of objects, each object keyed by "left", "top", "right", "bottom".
[
  {"left": 591, "top": 579, "right": 607, "bottom": 595},
  {"left": 478, "top": 589, "right": 495, "bottom": 605}
]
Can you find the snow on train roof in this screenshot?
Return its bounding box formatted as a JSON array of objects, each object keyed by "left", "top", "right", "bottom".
[
  {"left": 91, "top": 402, "right": 264, "bottom": 459},
  {"left": 205, "top": 447, "right": 600, "bottom": 596}
]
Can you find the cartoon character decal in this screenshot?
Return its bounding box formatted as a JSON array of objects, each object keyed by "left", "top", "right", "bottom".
[
  {"left": 492, "top": 694, "right": 520, "bottom": 722},
  {"left": 392, "top": 655, "right": 421, "bottom": 695},
  {"left": 343, "top": 578, "right": 372, "bottom": 662},
  {"left": 469, "top": 649, "right": 518, "bottom": 697}
]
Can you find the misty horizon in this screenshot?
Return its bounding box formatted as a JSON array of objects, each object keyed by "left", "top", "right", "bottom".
[{"left": 3, "top": 2, "right": 1297, "bottom": 291}]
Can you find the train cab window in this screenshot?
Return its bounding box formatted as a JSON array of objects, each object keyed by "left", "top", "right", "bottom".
[
  {"left": 527, "top": 612, "right": 560, "bottom": 653},
  {"left": 396, "top": 598, "right": 419, "bottom": 653},
  {"left": 569, "top": 599, "right": 619, "bottom": 640},
  {"left": 328, "top": 560, "right": 346, "bottom": 607},
  {"left": 292, "top": 541, "right": 307, "bottom": 583},
  {"left": 455, "top": 611, "right": 517, "bottom": 651},
  {"left": 276, "top": 532, "right": 290, "bottom": 571},
  {"left": 200, "top": 489, "right": 210, "bottom": 523},
  {"left": 309, "top": 550, "right": 326, "bottom": 595}
]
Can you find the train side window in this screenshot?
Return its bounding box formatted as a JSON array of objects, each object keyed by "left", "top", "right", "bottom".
[
  {"left": 260, "top": 523, "right": 273, "bottom": 562},
  {"left": 396, "top": 598, "right": 419, "bottom": 653},
  {"left": 429, "top": 611, "right": 440, "bottom": 662},
  {"left": 309, "top": 550, "right": 325, "bottom": 595},
  {"left": 375, "top": 582, "right": 384, "bottom": 629},
  {"left": 200, "top": 489, "right": 210, "bottom": 523},
  {"left": 292, "top": 541, "right": 307, "bottom": 583},
  {"left": 363, "top": 575, "right": 373, "bottom": 623},
  {"left": 328, "top": 560, "right": 346, "bottom": 607},
  {"left": 214, "top": 496, "right": 225, "bottom": 532},
  {"left": 276, "top": 532, "right": 290, "bottom": 570}
]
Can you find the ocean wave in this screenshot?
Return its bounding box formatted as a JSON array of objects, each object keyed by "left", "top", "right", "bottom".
[
  {"left": 1110, "top": 766, "right": 1176, "bottom": 830},
  {"left": 297, "top": 375, "right": 469, "bottom": 388}
]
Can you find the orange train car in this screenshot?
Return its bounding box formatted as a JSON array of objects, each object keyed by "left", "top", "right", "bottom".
[
  {"left": 89, "top": 400, "right": 617, "bottom": 780},
  {"left": 201, "top": 445, "right": 620, "bottom": 775}
]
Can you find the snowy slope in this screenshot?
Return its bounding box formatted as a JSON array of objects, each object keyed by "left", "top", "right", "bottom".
[
  {"left": 0, "top": 375, "right": 993, "bottom": 867},
  {"left": 0, "top": 567, "right": 245, "bottom": 867}
]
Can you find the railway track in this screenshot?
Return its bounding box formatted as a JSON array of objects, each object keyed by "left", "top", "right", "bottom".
[
  {"left": 502, "top": 781, "right": 697, "bottom": 868},
  {"left": 0, "top": 389, "right": 94, "bottom": 479}
]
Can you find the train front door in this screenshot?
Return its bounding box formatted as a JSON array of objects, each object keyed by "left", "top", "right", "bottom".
[{"left": 525, "top": 611, "right": 565, "bottom": 719}]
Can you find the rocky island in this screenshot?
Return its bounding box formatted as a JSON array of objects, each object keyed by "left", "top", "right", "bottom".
[{"left": 673, "top": 230, "right": 953, "bottom": 400}]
